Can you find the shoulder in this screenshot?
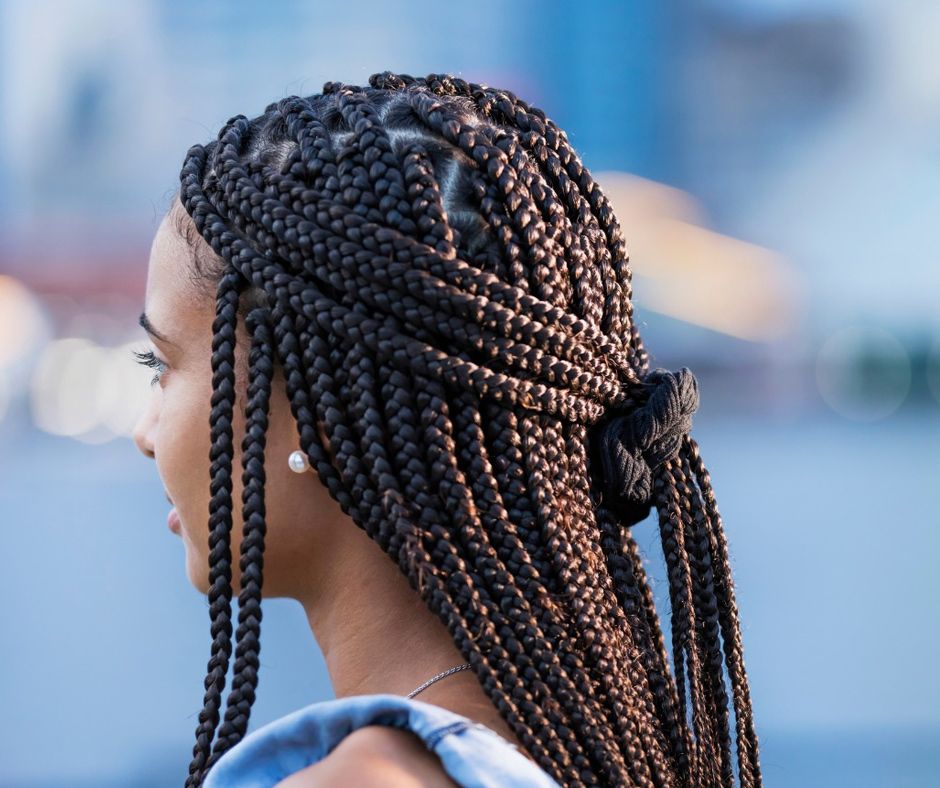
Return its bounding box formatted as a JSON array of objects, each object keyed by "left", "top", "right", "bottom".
[{"left": 273, "top": 724, "right": 459, "bottom": 788}]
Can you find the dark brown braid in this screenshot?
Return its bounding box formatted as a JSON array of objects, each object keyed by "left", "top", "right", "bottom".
[{"left": 172, "top": 71, "right": 761, "bottom": 787}]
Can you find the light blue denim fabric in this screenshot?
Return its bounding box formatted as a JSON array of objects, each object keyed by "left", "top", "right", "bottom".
[{"left": 201, "top": 692, "right": 563, "bottom": 787}]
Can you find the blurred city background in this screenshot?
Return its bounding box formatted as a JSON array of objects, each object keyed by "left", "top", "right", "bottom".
[{"left": 1, "top": 0, "right": 937, "bottom": 785}]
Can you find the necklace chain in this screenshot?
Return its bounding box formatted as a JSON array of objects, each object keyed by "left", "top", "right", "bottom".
[{"left": 406, "top": 662, "right": 473, "bottom": 699}]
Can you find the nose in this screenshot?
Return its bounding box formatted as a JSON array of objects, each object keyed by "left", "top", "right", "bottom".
[{"left": 133, "top": 394, "right": 158, "bottom": 459}]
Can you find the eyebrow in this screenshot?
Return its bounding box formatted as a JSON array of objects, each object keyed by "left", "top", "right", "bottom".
[{"left": 139, "top": 311, "right": 178, "bottom": 347}]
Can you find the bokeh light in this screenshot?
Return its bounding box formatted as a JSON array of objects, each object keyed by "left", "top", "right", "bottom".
[
  {"left": 926, "top": 334, "right": 940, "bottom": 408},
  {"left": 28, "top": 334, "right": 151, "bottom": 441},
  {"left": 0, "top": 275, "right": 50, "bottom": 427},
  {"left": 0, "top": 275, "right": 46, "bottom": 368},
  {"left": 815, "top": 325, "right": 912, "bottom": 421}
]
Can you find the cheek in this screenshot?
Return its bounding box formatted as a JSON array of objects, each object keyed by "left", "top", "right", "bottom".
[
  {"left": 155, "top": 379, "right": 213, "bottom": 547},
  {"left": 155, "top": 364, "right": 262, "bottom": 593},
  {"left": 155, "top": 361, "right": 334, "bottom": 599}
]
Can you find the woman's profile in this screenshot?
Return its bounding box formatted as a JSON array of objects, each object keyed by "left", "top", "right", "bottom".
[{"left": 132, "top": 71, "right": 761, "bottom": 787}]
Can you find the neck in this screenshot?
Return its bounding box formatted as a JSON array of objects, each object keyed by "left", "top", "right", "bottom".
[
  {"left": 296, "top": 521, "right": 469, "bottom": 699},
  {"left": 291, "top": 519, "right": 536, "bottom": 762}
]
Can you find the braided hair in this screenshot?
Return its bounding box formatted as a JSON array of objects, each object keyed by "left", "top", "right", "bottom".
[{"left": 172, "top": 71, "right": 761, "bottom": 787}]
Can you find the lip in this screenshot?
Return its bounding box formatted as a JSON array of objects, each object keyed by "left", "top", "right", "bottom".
[{"left": 167, "top": 507, "right": 181, "bottom": 535}]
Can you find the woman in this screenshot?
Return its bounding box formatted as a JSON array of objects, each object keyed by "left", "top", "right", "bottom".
[{"left": 132, "top": 71, "right": 761, "bottom": 787}]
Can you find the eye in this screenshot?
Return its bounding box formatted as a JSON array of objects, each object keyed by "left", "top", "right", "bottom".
[{"left": 132, "top": 348, "right": 168, "bottom": 387}]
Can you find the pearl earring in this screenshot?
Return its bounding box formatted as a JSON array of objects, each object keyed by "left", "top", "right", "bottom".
[{"left": 288, "top": 450, "right": 311, "bottom": 474}]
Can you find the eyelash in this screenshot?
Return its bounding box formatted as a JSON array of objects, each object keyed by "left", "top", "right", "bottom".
[{"left": 132, "top": 349, "right": 168, "bottom": 386}]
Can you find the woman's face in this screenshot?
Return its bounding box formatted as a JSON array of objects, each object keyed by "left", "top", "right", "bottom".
[{"left": 132, "top": 202, "right": 341, "bottom": 598}]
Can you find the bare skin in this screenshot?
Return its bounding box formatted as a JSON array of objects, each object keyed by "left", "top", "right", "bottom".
[{"left": 132, "top": 202, "right": 533, "bottom": 783}]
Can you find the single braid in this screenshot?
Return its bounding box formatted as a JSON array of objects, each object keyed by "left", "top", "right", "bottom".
[
  {"left": 179, "top": 265, "right": 242, "bottom": 788},
  {"left": 172, "top": 72, "right": 761, "bottom": 787},
  {"left": 205, "top": 307, "right": 274, "bottom": 768}
]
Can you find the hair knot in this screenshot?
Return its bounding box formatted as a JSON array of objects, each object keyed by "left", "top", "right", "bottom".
[{"left": 594, "top": 366, "right": 699, "bottom": 523}]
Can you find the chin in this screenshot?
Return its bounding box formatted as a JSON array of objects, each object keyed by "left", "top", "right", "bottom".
[
  {"left": 180, "top": 532, "right": 268, "bottom": 598},
  {"left": 183, "top": 547, "right": 212, "bottom": 596},
  {"left": 188, "top": 567, "right": 212, "bottom": 597}
]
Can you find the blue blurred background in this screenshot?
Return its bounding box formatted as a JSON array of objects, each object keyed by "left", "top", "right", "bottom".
[{"left": 1, "top": 1, "right": 938, "bottom": 785}]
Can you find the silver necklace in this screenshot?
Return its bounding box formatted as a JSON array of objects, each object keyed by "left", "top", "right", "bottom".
[{"left": 407, "top": 662, "right": 473, "bottom": 699}]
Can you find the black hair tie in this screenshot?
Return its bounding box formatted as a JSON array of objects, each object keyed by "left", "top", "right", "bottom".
[{"left": 593, "top": 367, "right": 700, "bottom": 525}]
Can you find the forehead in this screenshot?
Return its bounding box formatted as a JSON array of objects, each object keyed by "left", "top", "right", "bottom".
[
  {"left": 147, "top": 207, "right": 196, "bottom": 298},
  {"left": 144, "top": 205, "right": 210, "bottom": 328}
]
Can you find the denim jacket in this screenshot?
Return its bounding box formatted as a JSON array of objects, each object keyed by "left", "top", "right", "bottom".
[{"left": 201, "top": 692, "right": 563, "bottom": 787}]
